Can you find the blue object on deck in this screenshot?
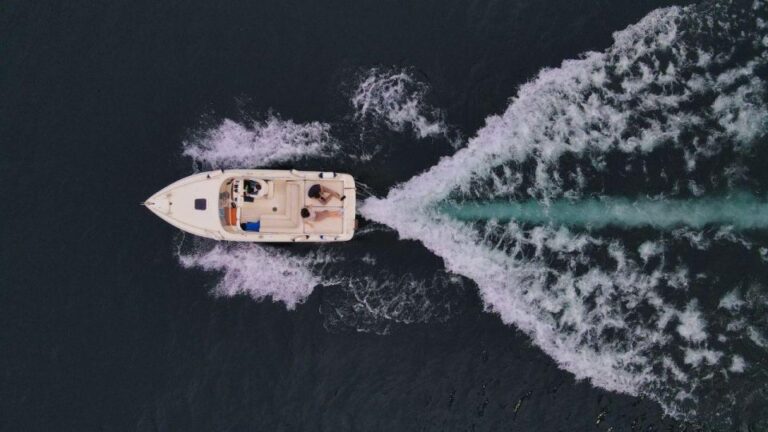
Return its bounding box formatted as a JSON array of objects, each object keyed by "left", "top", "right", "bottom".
[{"left": 243, "top": 221, "right": 260, "bottom": 232}]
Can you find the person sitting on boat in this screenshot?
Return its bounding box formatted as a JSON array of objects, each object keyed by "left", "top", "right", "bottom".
[
  {"left": 300, "top": 207, "right": 342, "bottom": 227},
  {"left": 244, "top": 179, "right": 262, "bottom": 195},
  {"left": 307, "top": 184, "right": 345, "bottom": 205}
]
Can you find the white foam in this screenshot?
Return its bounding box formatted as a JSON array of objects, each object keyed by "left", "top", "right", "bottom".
[
  {"left": 178, "top": 241, "right": 461, "bottom": 333},
  {"left": 638, "top": 241, "right": 664, "bottom": 263},
  {"left": 326, "top": 270, "right": 463, "bottom": 334},
  {"left": 748, "top": 326, "right": 768, "bottom": 348},
  {"left": 729, "top": 355, "right": 747, "bottom": 373},
  {"left": 361, "top": 0, "right": 767, "bottom": 421},
  {"left": 351, "top": 68, "right": 451, "bottom": 140},
  {"left": 382, "top": 4, "right": 768, "bottom": 201},
  {"left": 365, "top": 196, "right": 691, "bottom": 398},
  {"left": 676, "top": 301, "right": 708, "bottom": 343},
  {"left": 182, "top": 116, "right": 336, "bottom": 168},
  {"left": 760, "top": 247, "right": 768, "bottom": 262},
  {"left": 683, "top": 348, "right": 722, "bottom": 367},
  {"left": 178, "top": 244, "right": 323, "bottom": 309},
  {"left": 672, "top": 228, "right": 711, "bottom": 250},
  {"left": 714, "top": 227, "right": 754, "bottom": 249},
  {"left": 711, "top": 74, "right": 768, "bottom": 148}
]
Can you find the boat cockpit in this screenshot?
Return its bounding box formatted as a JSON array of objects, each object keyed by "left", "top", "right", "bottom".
[{"left": 218, "top": 176, "right": 345, "bottom": 236}]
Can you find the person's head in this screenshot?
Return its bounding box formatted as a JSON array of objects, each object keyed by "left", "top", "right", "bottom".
[
  {"left": 240, "top": 223, "right": 247, "bottom": 230},
  {"left": 308, "top": 184, "right": 321, "bottom": 198},
  {"left": 300, "top": 208, "right": 311, "bottom": 218}
]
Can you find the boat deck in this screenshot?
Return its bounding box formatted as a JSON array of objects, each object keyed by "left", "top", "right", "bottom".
[{"left": 236, "top": 179, "right": 346, "bottom": 235}]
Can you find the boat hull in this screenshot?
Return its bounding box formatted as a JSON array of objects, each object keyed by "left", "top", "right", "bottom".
[{"left": 144, "top": 169, "right": 356, "bottom": 242}]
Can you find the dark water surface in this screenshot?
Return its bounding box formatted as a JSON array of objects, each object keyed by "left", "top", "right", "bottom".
[{"left": 2, "top": 0, "right": 741, "bottom": 430}]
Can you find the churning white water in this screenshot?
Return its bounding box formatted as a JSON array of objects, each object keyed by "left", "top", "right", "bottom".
[{"left": 362, "top": 0, "right": 768, "bottom": 423}]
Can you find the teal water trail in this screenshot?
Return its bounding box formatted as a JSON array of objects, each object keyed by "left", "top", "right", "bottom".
[{"left": 437, "top": 193, "right": 768, "bottom": 230}]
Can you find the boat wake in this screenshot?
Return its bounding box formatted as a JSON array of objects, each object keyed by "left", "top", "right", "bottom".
[
  {"left": 361, "top": 0, "right": 768, "bottom": 426},
  {"left": 176, "top": 235, "right": 467, "bottom": 333},
  {"left": 177, "top": 0, "right": 768, "bottom": 425},
  {"left": 177, "top": 242, "right": 324, "bottom": 309},
  {"left": 182, "top": 115, "right": 337, "bottom": 169},
  {"left": 439, "top": 193, "right": 768, "bottom": 230},
  {"left": 351, "top": 67, "right": 453, "bottom": 141}
]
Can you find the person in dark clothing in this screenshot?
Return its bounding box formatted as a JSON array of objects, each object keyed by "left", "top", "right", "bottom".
[{"left": 307, "top": 184, "right": 345, "bottom": 205}]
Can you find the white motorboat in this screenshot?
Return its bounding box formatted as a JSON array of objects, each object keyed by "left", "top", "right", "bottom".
[{"left": 143, "top": 169, "right": 356, "bottom": 242}]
